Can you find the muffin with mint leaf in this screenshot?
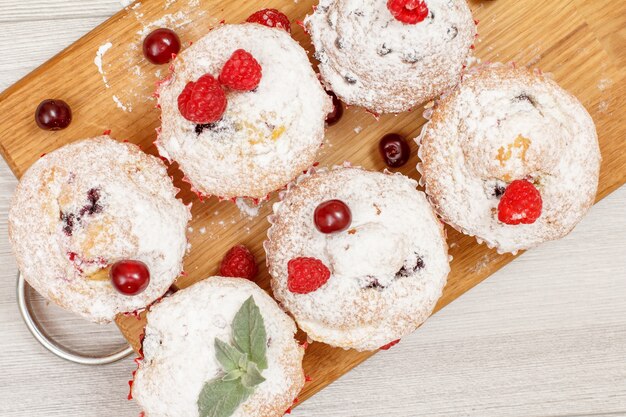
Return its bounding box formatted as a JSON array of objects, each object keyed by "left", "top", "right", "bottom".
[{"left": 132, "top": 277, "right": 305, "bottom": 417}]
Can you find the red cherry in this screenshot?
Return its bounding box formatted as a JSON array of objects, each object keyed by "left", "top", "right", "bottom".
[
  {"left": 325, "top": 91, "right": 343, "bottom": 126},
  {"left": 143, "top": 28, "right": 181, "bottom": 65},
  {"left": 110, "top": 260, "right": 150, "bottom": 296},
  {"left": 379, "top": 133, "right": 410, "bottom": 168},
  {"left": 314, "top": 199, "right": 352, "bottom": 234},
  {"left": 35, "top": 99, "right": 72, "bottom": 130}
]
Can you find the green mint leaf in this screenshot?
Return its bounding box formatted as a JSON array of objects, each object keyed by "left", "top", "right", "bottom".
[
  {"left": 238, "top": 353, "right": 249, "bottom": 370},
  {"left": 215, "top": 339, "right": 246, "bottom": 373},
  {"left": 232, "top": 296, "right": 268, "bottom": 371},
  {"left": 197, "top": 297, "right": 269, "bottom": 417},
  {"left": 221, "top": 369, "right": 244, "bottom": 382},
  {"left": 240, "top": 361, "right": 266, "bottom": 389},
  {"left": 197, "top": 378, "right": 252, "bottom": 417}
]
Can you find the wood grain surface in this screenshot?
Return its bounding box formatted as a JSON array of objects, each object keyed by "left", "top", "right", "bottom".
[{"left": 0, "top": 0, "right": 624, "bottom": 413}]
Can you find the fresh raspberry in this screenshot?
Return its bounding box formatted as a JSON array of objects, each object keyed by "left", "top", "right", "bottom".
[
  {"left": 219, "top": 245, "right": 258, "bottom": 280},
  {"left": 497, "top": 179, "right": 543, "bottom": 225},
  {"left": 218, "top": 49, "right": 263, "bottom": 91},
  {"left": 287, "top": 257, "right": 331, "bottom": 294},
  {"left": 246, "top": 9, "right": 291, "bottom": 33},
  {"left": 380, "top": 339, "right": 400, "bottom": 350},
  {"left": 387, "top": 0, "right": 429, "bottom": 24},
  {"left": 177, "top": 74, "right": 227, "bottom": 123}
]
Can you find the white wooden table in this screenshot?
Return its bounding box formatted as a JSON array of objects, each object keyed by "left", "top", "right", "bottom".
[{"left": 0, "top": 1, "right": 624, "bottom": 416}]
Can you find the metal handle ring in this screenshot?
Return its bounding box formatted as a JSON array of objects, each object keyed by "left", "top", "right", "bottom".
[{"left": 17, "top": 272, "right": 134, "bottom": 365}]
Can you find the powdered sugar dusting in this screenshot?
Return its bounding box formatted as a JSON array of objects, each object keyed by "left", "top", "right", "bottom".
[
  {"left": 92, "top": 2, "right": 212, "bottom": 115},
  {"left": 136, "top": 11, "right": 193, "bottom": 37},
  {"left": 598, "top": 100, "right": 609, "bottom": 114},
  {"left": 94, "top": 42, "right": 112, "bottom": 87},
  {"left": 597, "top": 78, "right": 613, "bottom": 92},
  {"left": 112, "top": 95, "right": 132, "bottom": 112},
  {"left": 235, "top": 198, "right": 261, "bottom": 217},
  {"left": 94, "top": 42, "right": 133, "bottom": 112}
]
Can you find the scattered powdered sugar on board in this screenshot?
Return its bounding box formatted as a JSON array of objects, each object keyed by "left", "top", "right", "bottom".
[
  {"left": 93, "top": 2, "right": 211, "bottom": 115},
  {"left": 596, "top": 75, "right": 613, "bottom": 114},
  {"left": 99, "top": 1, "right": 218, "bottom": 116},
  {"left": 597, "top": 78, "right": 614, "bottom": 91},
  {"left": 112, "top": 95, "right": 132, "bottom": 112},
  {"left": 94, "top": 42, "right": 133, "bottom": 112},
  {"left": 598, "top": 101, "right": 609, "bottom": 114},
  {"left": 469, "top": 253, "right": 497, "bottom": 274},
  {"left": 136, "top": 11, "right": 193, "bottom": 37},
  {"left": 235, "top": 198, "right": 261, "bottom": 218},
  {"left": 94, "top": 42, "right": 112, "bottom": 87}
]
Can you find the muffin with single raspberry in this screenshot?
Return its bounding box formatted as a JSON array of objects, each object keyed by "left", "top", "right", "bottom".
[
  {"left": 132, "top": 277, "right": 305, "bottom": 417},
  {"left": 417, "top": 63, "right": 601, "bottom": 254},
  {"left": 8, "top": 136, "right": 191, "bottom": 323},
  {"left": 265, "top": 167, "right": 450, "bottom": 351},
  {"left": 156, "top": 23, "right": 332, "bottom": 201},
  {"left": 305, "top": 0, "right": 476, "bottom": 114}
]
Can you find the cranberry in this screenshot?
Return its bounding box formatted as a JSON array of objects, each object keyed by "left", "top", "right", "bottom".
[
  {"left": 79, "top": 188, "right": 102, "bottom": 216},
  {"left": 379, "top": 133, "right": 410, "bottom": 168},
  {"left": 325, "top": 91, "right": 344, "bottom": 126},
  {"left": 314, "top": 199, "right": 352, "bottom": 234},
  {"left": 143, "top": 28, "right": 181, "bottom": 65},
  {"left": 35, "top": 99, "right": 72, "bottom": 130},
  {"left": 60, "top": 212, "right": 76, "bottom": 236},
  {"left": 110, "top": 260, "right": 150, "bottom": 296}
]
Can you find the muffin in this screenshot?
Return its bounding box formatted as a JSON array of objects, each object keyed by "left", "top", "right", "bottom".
[
  {"left": 132, "top": 277, "right": 305, "bottom": 417},
  {"left": 417, "top": 63, "right": 601, "bottom": 254},
  {"left": 305, "top": 0, "right": 476, "bottom": 114},
  {"left": 156, "top": 23, "right": 332, "bottom": 200},
  {"left": 265, "top": 167, "right": 450, "bottom": 351},
  {"left": 8, "top": 136, "right": 190, "bottom": 323}
]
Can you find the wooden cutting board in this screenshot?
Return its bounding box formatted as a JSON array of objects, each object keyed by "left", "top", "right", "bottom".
[{"left": 0, "top": 0, "right": 624, "bottom": 406}]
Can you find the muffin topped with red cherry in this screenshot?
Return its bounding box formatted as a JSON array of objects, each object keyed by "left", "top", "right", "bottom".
[
  {"left": 417, "top": 63, "right": 601, "bottom": 253},
  {"left": 156, "top": 22, "right": 332, "bottom": 202},
  {"left": 265, "top": 167, "right": 450, "bottom": 351},
  {"left": 8, "top": 136, "right": 191, "bottom": 323},
  {"left": 305, "top": 0, "right": 476, "bottom": 114}
]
